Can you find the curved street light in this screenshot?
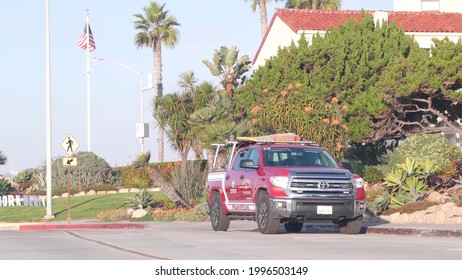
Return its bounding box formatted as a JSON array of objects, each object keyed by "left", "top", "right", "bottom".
[{"left": 94, "top": 57, "right": 153, "bottom": 153}]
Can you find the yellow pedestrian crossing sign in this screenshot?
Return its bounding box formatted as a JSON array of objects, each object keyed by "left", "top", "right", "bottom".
[{"left": 61, "top": 134, "right": 79, "bottom": 156}]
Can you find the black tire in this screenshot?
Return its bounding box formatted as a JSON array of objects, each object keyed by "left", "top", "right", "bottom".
[
  {"left": 338, "top": 219, "right": 363, "bottom": 234},
  {"left": 256, "top": 192, "right": 280, "bottom": 234},
  {"left": 284, "top": 222, "right": 303, "bottom": 233},
  {"left": 210, "top": 192, "right": 230, "bottom": 231}
]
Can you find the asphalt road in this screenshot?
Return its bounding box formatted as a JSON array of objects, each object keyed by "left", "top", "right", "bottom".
[{"left": 1, "top": 220, "right": 462, "bottom": 260}]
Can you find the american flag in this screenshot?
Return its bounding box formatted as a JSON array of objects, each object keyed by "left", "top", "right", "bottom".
[{"left": 76, "top": 23, "right": 96, "bottom": 52}]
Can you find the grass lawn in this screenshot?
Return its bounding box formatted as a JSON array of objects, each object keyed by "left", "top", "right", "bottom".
[{"left": 0, "top": 192, "right": 170, "bottom": 223}]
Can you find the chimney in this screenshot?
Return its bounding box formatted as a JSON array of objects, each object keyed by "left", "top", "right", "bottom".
[{"left": 373, "top": 11, "right": 389, "bottom": 27}]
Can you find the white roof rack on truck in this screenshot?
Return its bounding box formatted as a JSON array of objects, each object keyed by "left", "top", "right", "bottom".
[{"left": 229, "top": 133, "right": 318, "bottom": 146}]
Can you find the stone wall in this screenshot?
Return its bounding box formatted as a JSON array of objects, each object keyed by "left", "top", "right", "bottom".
[
  {"left": 382, "top": 202, "right": 462, "bottom": 224},
  {"left": 52, "top": 187, "right": 160, "bottom": 199}
]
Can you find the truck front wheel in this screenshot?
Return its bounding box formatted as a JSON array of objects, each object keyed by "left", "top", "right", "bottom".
[
  {"left": 256, "top": 192, "right": 280, "bottom": 234},
  {"left": 210, "top": 192, "right": 230, "bottom": 231},
  {"left": 338, "top": 219, "right": 363, "bottom": 234}
]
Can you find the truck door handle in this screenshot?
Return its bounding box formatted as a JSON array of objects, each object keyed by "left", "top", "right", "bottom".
[
  {"left": 240, "top": 175, "right": 245, "bottom": 180},
  {"left": 225, "top": 175, "right": 230, "bottom": 180}
]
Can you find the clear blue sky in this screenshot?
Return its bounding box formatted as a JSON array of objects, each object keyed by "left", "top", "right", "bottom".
[{"left": 0, "top": 0, "right": 393, "bottom": 176}]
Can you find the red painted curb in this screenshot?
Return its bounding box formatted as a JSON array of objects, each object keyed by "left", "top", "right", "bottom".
[{"left": 19, "top": 223, "right": 145, "bottom": 230}]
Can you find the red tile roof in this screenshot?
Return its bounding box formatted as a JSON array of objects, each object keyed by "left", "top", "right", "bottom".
[
  {"left": 253, "top": 9, "right": 462, "bottom": 64},
  {"left": 276, "top": 9, "right": 462, "bottom": 33}
]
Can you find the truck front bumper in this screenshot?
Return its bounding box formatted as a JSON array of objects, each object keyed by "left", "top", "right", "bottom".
[{"left": 270, "top": 198, "right": 365, "bottom": 221}]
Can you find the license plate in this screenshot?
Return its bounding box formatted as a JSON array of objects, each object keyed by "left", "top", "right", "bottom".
[{"left": 317, "top": 205, "right": 333, "bottom": 215}]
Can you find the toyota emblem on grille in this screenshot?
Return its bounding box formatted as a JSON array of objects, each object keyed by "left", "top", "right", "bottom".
[{"left": 318, "top": 181, "right": 329, "bottom": 189}]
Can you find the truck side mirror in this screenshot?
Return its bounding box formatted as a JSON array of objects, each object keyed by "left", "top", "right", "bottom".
[
  {"left": 240, "top": 159, "right": 258, "bottom": 169},
  {"left": 341, "top": 161, "right": 352, "bottom": 171}
]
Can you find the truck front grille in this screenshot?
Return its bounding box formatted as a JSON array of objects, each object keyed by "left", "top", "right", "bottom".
[{"left": 288, "top": 172, "right": 354, "bottom": 198}]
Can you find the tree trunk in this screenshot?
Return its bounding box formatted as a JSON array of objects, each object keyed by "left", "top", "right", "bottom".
[
  {"left": 148, "top": 167, "right": 191, "bottom": 209},
  {"left": 154, "top": 40, "right": 165, "bottom": 162},
  {"left": 258, "top": 0, "right": 268, "bottom": 38}
]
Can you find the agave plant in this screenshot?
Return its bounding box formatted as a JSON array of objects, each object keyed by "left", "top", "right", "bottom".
[
  {"left": 0, "top": 179, "right": 13, "bottom": 196},
  {"left": 125, "top": 190, "right": 154, "bottom": 210}
]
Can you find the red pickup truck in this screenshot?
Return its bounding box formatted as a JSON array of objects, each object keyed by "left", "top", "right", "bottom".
[{"left": 205, "top": 134, "right": 365, "bottom": 234}]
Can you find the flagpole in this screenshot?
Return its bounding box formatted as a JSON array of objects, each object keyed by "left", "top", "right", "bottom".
[
  {"left": 85, "top": 9, "right": 91, "bottom": 152},
  {"left": 44, "top": 0, "right": 54, "bottom": 219}
]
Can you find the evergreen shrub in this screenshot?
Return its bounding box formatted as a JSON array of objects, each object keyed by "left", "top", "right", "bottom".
[{"left": 388, "top": 134, "right": 462, "bottom": 171}]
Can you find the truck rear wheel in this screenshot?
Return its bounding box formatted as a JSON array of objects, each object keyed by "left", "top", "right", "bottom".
[
  {"left": 256, "top": 192, "right": 280, "bottom": 234},
  {"left": 210, "top": 192, "right": 230, "bottom": 231},
  {"left": 338, "top": 219, "right": 363, "bottom": 234}
]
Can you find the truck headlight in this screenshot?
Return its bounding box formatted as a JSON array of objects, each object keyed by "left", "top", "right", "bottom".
[
  {"left": 270, "top": 176, "right": 289, "bottom": 188},
  {"left": 353, "top": 177, "right": 364, "bottom": 189}
]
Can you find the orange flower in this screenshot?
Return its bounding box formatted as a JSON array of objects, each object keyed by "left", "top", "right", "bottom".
[
  {"left": 342, "top": 105, "right": 348, "bottom": 111},
  {"left": 322, "top": 118, "right": 330, "bottom": 125},
  {"left": 341, "top": 124, "right": 349, "bottom": 131},
  {"left": 281, "top": 90, "right": 288, "bottom": 97},
  {"left": 263, "top": 88, "right": 269, "bottom": 93},
  {"left": 295, "top": 83, "right": 302, "bottom": 88},
  {"left": 331, "top": 118, "right": 339, "bottom": 125},
  {"left": 287, "top": 84, "right": 293, "bottom": 90},
  {"left": 251, "top": 119, "right": 258, "bottom": 125},
  {"left": 331, "top": 97, "right": 338, "bottom": 103},
  {"left": 304, "top": 106, "right": 313, "bottom": 112},
  {"left": 278, "top": 100, "right": 285, "bottom": 105},
  {"left": 251, "top": 105, "right": 261, "bottom": 115}
]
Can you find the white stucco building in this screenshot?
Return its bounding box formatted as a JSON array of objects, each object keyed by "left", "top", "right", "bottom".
[
  {"left": 394, "top": 0, "right": 462, "bottom": 12},
  {"left": 253, "top": 9, "right": 462, "bottom": 68}
]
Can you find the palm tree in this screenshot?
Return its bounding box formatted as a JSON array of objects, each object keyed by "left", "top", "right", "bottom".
[
  {"left": 189, "top": 91, "right": 251, "bottom": 169},
  {"left": 0, "top": 151, "right": 6, "bottom": 166},
  {"left": 134, "top": 1, "right": 180, "bottom": 162},
  {"left": 202, "top": 46, "right": 251, "bottom": 99},
  {"left": 154, "top": 72, "right": 217, "bottom": 166},
  {"left": 285, "top": 0, "right": 341, "bottom": 9},
  {"left": 245, "top": 0, "right": 284, "bottom": 38}
]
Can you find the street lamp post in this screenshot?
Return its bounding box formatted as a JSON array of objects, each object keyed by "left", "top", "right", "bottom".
[{"left": 94, "top": 57, "right": 153, "bottom": 153}]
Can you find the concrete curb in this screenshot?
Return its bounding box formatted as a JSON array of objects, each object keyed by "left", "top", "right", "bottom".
[
  {"left": 365, "top": 226, "right": 462, "bottom": 238},
  {"left": 19, "top": 223, "right": 144, "bottom": 230}
]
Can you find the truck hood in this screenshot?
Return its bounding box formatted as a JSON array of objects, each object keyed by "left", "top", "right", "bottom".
[{"left": 264, "top": 166, "right": 353, "bottom": 177}]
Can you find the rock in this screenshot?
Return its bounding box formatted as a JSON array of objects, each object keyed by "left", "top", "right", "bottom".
[
  {"left": 410, "top": 210, "right": 425, "bottom": 223},
  {"left": 451, "top": 207, "right": 462, "bottom": 217},
  {"left": 424, "top": 211, "right": 448, "bottom": 224},
  {"left": 131, "top": 209, "right": 148, "bottom": 219},
  {"left": 127, "top": 208, "right": 135, "bottom": 217},
  {"left": 61, "top": 193, "right": 71, "bottom": 198},
  {"left": 86, "top": 190, "right": 96, "bottom": 196},
  {"left": 107, "top": 190, "right": 117, "bottom": 194},
  {"left": 448, "top": 217, "right": 462, "bottom": 224},
  {"left": 425, "top": 204, "right": 442, "bottom": 214},
  {"left": 388, "top": 212, "right": 401, "bottom": 223},
  {"left": 396, "top": 213, "right": 410, "bottom": 223},
  {"left": 96, "top": 191, "right": 107, "bottom": 195},
  {"left": 118, "top": 188, "right": 130, "bottom": 193},
  {"left": 129, "top": 188, "right": 140, "bottom": 193},
  {"left": 425, "top": 191, "right": 445, "bottom": 204},
  {"left": 74, "top": 191, "right": 86, "bottom": 197}
]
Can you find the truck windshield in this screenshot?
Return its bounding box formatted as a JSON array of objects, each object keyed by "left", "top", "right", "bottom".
[{"left": 263, "top": 148, "right": 339, "bottom": 168}]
